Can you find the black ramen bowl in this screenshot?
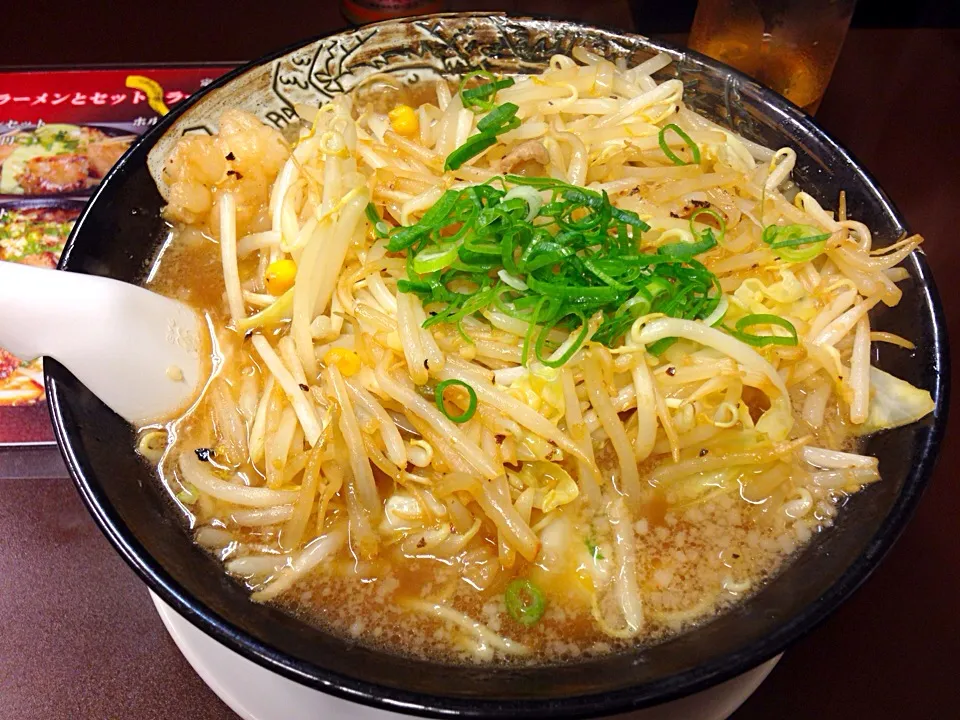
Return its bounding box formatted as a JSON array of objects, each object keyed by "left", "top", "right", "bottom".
[{"left": 48, "top": 13, "right": 949, "bottom": 719}]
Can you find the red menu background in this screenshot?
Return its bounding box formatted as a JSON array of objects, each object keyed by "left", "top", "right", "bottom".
[{"left": 0, "top": 67, "right": 232, "bottom": 126}]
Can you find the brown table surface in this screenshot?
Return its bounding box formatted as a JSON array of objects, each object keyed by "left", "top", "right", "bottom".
[{"left": 2, "top": 4, "right": 958, "bottom": 718}]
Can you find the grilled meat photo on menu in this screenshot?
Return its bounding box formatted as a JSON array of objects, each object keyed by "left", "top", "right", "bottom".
[
  {"left": 0, "top": 203, "right": 78, "bottom": 267},
  {"left": 0, "top": 124, "right": 134, "bottom": 195},
  {"left": 0, "top": 201, "right": 81, "bottom": 405}
]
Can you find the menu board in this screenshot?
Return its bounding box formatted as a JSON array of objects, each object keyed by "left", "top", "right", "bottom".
[{"left": 0, "top": 66, "right": 232, "bottom": 455}]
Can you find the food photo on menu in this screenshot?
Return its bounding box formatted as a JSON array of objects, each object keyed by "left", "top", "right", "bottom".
[{"left": 0, "top": 123, "right": 134, "bottom": 195}]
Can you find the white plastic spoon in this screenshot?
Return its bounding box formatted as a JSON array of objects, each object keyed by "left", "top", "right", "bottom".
[{"left": 0, "top": 260, "right": 208, "bottom": 424}]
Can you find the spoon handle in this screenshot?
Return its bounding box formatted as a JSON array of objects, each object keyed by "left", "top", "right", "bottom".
[{"left": 0, "top": 260, "right": 92, "bottom": 361}]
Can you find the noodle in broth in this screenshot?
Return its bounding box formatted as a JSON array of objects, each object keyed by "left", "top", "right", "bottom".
[{"left": 141, "top": 49, "right": 933, "bottom": 663}]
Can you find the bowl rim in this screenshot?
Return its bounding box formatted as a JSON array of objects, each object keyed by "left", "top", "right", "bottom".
[{"left": 48, "top": 12, "right": 951, "bottom": 719}]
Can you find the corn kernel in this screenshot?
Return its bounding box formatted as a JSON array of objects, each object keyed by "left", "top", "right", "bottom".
[
  {"left": 388, "top": 104, "right": 419, "bottom": 136},
  {"left": 323, "top": 347, "right": 361, "bottom": 377},
  {"left": 264, "top": 258, "right": 297, "bottom": 295}
]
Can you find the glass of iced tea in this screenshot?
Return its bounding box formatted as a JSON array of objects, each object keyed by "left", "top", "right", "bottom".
[{"left": 687, "top": 0, "right": 857, "bottom": 113}]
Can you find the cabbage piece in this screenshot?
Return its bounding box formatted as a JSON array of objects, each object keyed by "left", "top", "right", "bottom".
[
  {"left": 506, "top": 367, "right": 565, "bottom": 425},
  {"left": 853, "top": 367, "right": 935, "bottom": 436},
  {"left": 731, "top": 270, "right": 817, "bottom": 322},
  {"left": 766, "top": 269, "right": 806, "bottom": 304},
  {"left": 517, "top": 434, "right": 563, "bottom": 462},
  {"left": 756, "top": 396, "right": 793, "bottom": 441},
  {"left": 518, "top": 460, "right": 579, "bottom": 513}
]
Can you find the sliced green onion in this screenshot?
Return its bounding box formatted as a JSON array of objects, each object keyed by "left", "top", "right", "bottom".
[
  {"left": 444, "top": 133, "right": 498, "bottom": 171},
  {"left": 582, "top": 257, "right": 631, "bottom": 290},
  {"left": 464, "top": 77, "right": 515, "bottom": 104},
  {"left": 527, "top": 275, "right": 622, "bottom": 302},
  {"left": 658, "top": 123, "right": 701, "bottom": 166},
  {"left": 702, "top": 294, "right": 729, "bottom": 326},
  {"left": 459, "top": 71, "right": 515, "bottom": 112},
  {"left": 732, "top": 313, "right": 799, "bottom": 347},
  {"left": 502, "top": 175, "right": 650, "bottom": 231},
  {"left": 770, "top": 234, "right": 831, "bottom": 249},
  {"left": 390, "top": 174, "right": 721, "bottom": 361},
  {"left": 412, "top": 243, "right": 460, "bottom": 274},
  {"left": 611, "top": 205, "right": 650, "bottom": 231},
  {"left": 623, "top": 293, "right": 653, "bottom": 316},
  {"left": 365, "top": 202, "right": 390, "bottom": 238},
  {"left": 502, "top": 185, "right": 543, "bottom": 222},
  {"left": 477, "top": 102, "right": 519, "bottom": 134},
  {"left": 760, "top": 224, "right": 778, "bottom": 246},
  {"left": 454, "top": 319, "right": 474, "bottom": 346},
  {"left": 658, "top": 231, "right": 717, "bottom": 257},
  {"left": 397, "top": 278, "right": 432, "bottom": 294},
  {"left": 365, "top": 201, "right": 379, "bottom": 225},
  {"left": 434, "top": 379, "right": 478, "bottom": 423},
  {"left": 459, "top": 70, "right": 496, "bottom": 109},
  {"left": 520, "top": 296, "right": 548, "bottom": 367},
  {"left": 387, "top": 224, "right": 428, "bottom": 253},
  {"left": 762, "top": 223, "right": 831, "bottom": 262},
  {"left": 387, "top": 190, "right": 460, "bottom": 251},
  {"left": 689, "top": 207, "right": 726, "bottom": 246},
  {"left": 536, "top": 311, "right": 589, "bottom": 368},
  {"left": 505, "top": 578, "right": 546, "bottom": 626},
  {"left": 762, "top": 223, "right": 830, "bottom": 248}
]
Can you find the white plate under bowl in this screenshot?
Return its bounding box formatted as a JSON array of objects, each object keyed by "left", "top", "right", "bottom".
[{"left": 151, "top": 592, "right": 780, "bottom": 720}]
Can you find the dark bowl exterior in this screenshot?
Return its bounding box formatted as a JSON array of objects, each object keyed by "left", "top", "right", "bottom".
[{"left": 47, "top": 13, "right": 949, "bottom": 719}]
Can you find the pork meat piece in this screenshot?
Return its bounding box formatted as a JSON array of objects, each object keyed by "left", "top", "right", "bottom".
[
  {"left": 17, "top": 154, "right": 90, "bottom": 194},
  {"left": 86, "top": 139, "right": 130, "bottom": 178}
]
